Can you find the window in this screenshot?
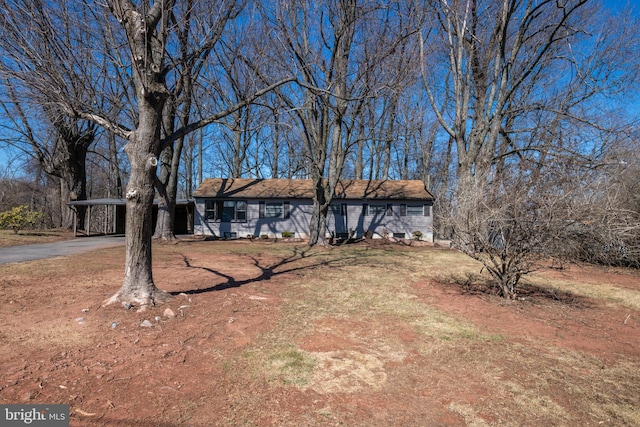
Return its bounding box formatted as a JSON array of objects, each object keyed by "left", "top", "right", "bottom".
[
  {"left": 259, "top": 201, "right": 290, "bottom": 219},
  {"left": 400, "top": 204, "right": 430, "bottom": 216},
  {"left": 221, "top": 201, "right": 235, "bottom": 222},
  {"left": 205, "top": 200, "right": 216, "bottom": 220},
  {"left": 365, "top": 204, "right": 386, "bottom": 215},
  {"left": 406, "top": 205, "right": 424, "bottom": 216},
  {"left": 204, "top": 200, "right": 247, "bottom": 222},
  {"left": 236, "top": 201, "right": 247, "bottom": 221},
  {"left": 265, "top": 202, "right": 283, "bottom": 218}
]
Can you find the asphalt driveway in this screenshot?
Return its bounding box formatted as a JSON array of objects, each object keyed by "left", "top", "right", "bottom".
[{"left": 0, "top": 235, "right": 125, "bottom": 265}]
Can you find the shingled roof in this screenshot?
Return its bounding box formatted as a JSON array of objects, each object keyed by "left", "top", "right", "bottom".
[{"left": 193, "top": 178, "right": 434, "bottom": 201}]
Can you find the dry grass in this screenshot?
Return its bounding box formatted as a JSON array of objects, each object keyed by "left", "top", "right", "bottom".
[
  {"left": 0, "top": 229, "right": 74, "bottom": 247},
  {"left": 527, "top": 271, "right": 640, "bottom": 311},
  {"left": 1, "top": 237, "right": 638, "bottom": 426},
  {"left": 230, "top": 243, "right": 640, "bottom": 425}
]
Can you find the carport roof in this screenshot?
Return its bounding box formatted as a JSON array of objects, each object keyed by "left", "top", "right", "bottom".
[{"left": 67, "top": 198, "right": 125, "bottom": 206}]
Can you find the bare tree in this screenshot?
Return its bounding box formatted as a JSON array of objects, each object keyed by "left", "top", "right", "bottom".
[
  {"left": 262, "top": 0, "right": 417, "bottom": 244},
  {"left": 451, "top": 165, "right": 573, "bottom": 297},
  {"left": 0, "top": 0, "right": 107, "bottom": 229},
  {"left": 456, "top": 135, "right": 640, "bottom": 299},
  {"left": 421, "top": 0, "right": 590, "bottom": 242},
  {"left": 152, "top": 0, "right": 244, "bottom": 241},
  {"left": 0, "top": 0, "right": 293, "bottom": 306},
  {"left": 420, "top": 0, "right": 640, "bottom": 295},
  {"left": 567, "top": 138, "right": 640, "bottom": 268},
  {"left": 0, "top": 92, "right": 96, "bottom": 229},
  {"left": 73, "top": 0, "right": 291, "bottom": 307}
]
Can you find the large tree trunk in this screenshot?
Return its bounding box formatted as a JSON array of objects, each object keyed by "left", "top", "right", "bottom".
[
  {"left": 103, "top": 0, "right": 173, "bottom": 308},
  {"left": 309, "top": 179, "right": 329, "bottom": 245},
  {"left": 153, "top": 136, "right": 183, "bottom": 241},
  {"left": 59, "top": 178, "right": 72, "bottom": 229},
  {"left": 153, "top": 178, "right": 176, "bottom": 241},
  {"left": 64, "top": 149, "right": 88, "bottom": 230},
  {"left": 105, "top": 118, "right": 170, "bottom": 307}
]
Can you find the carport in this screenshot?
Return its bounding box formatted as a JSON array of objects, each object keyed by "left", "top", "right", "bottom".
[{"left": 67, "top": 198, "right": 194, "bottom": 237}]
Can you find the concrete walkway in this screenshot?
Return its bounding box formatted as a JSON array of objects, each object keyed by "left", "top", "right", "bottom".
[{"left": 0, "top": 235, "right": 125, "bottom": 265}]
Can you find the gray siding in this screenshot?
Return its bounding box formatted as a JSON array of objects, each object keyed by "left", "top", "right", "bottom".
[{"left": 194, "top": 198, "right": 433, "bottom": 241}]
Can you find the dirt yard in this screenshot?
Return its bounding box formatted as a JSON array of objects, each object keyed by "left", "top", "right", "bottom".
[{"left": 0, "top": 238, "right": 638, "bottom": 426}]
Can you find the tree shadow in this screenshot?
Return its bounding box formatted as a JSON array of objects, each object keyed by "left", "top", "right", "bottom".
[
  {"left": 515, "top": 283, "right": 593, "bottom": 307},
  {"left": 442, "top": 272, "right": 592, "bottom": 307},
  {"left": 13, "top": 231, "right": 66, "bottom": 237},
  {"left": 171, "top": 246, "right": 356, "bottom": 295}
]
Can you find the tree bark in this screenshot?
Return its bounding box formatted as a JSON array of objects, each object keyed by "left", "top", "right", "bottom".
[
  {"left": 103, "top": 0, "right": 173, "bottom": 307},
  {"left": 106, "top": 119, "right": 170, "bottom": 306},
  {"left": 64, "top": 157, "right": 88, "bottom": 231},
  {"left": 153, "top": 135, "right": 183, "bottom": 240}
]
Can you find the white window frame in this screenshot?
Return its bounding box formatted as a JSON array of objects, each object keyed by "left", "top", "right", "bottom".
[
  {"left": 265, "top": 201, "right": 284, "bottom": 218},
  {"left": 205, "top": 200, "right": 247, "bottom": 222},
  {"left": 259, "top": 201, "right": 290, "bottom": 219},
  {"left": 366, "top": 204, "right": 386, "bottom": 215},
  {"left": 406, "top": 205, "right": 424, "bottom": 216}
]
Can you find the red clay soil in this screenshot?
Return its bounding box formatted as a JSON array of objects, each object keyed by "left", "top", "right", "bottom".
[
  {"left": 0, "top": 241, "right": 638, "bottom": 426},
  {"left": 416, "top": 270, "right": 639, "bottom": 362}
]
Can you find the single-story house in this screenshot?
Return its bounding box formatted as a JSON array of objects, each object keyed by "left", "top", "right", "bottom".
[{"left": 193, "top": 178, "right": 434, "bottom": 241}]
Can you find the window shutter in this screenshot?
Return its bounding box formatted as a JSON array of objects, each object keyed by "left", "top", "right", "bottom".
[
  {"left": 363, "top": 203, "right": 368, "bottom": 216},
  {"left": 424, "top": 205, "right": 431, "bottom": 217},
  {"left": 259, "top": 201, "right": 265, "bottom": 218},
  {"left": 400, "top": 204, "right": 407, "bottom": 216},
  {"left": 341, "top": 204, "right": 347, "bottom": 216},
  {"left": 386, "top": 204, "right": 393, "bottom": 216},
  {"left": 284, "top": 201, "right": 290, "bottom": 219}
]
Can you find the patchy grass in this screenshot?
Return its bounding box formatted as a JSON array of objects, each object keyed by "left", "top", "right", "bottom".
[
  {"left": 213, "top": 243, "right": 638, "bottom": 426},
  {"left": 266, "top": 348, "right": 317, "bottom": 386},
  {"left": 0, "top": 239, "right": 638, "bottom": 426},
  {"left": 236, "top": 243, "right": 639, "bottom": 425},
  {"left": 528, "top": 269, "right": 640, "bottom": 311}
]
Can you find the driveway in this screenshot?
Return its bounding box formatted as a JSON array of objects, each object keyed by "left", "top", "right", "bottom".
[{"left": 0, "top": 235, "right": 125, "bottom": 265}]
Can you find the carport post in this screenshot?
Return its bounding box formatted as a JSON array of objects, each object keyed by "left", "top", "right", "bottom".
[
  {"left": 72, "top": 206, "right": 78, "bottom": 237},
  {"left": 87, "top": 205, "right": 91, "bottom": 237}
]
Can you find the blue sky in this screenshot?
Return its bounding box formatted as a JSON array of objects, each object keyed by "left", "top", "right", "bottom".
[
  {"left": 603, "top": 0, "right": 640, "bottom": 13},
  {"left": 1, "top": 0, "right": 639, "bottom": 179}
]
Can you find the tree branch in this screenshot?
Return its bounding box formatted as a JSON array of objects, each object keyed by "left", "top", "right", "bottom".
[{"left": 159, "top": 77, "right": 295, "bottom": 149}]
